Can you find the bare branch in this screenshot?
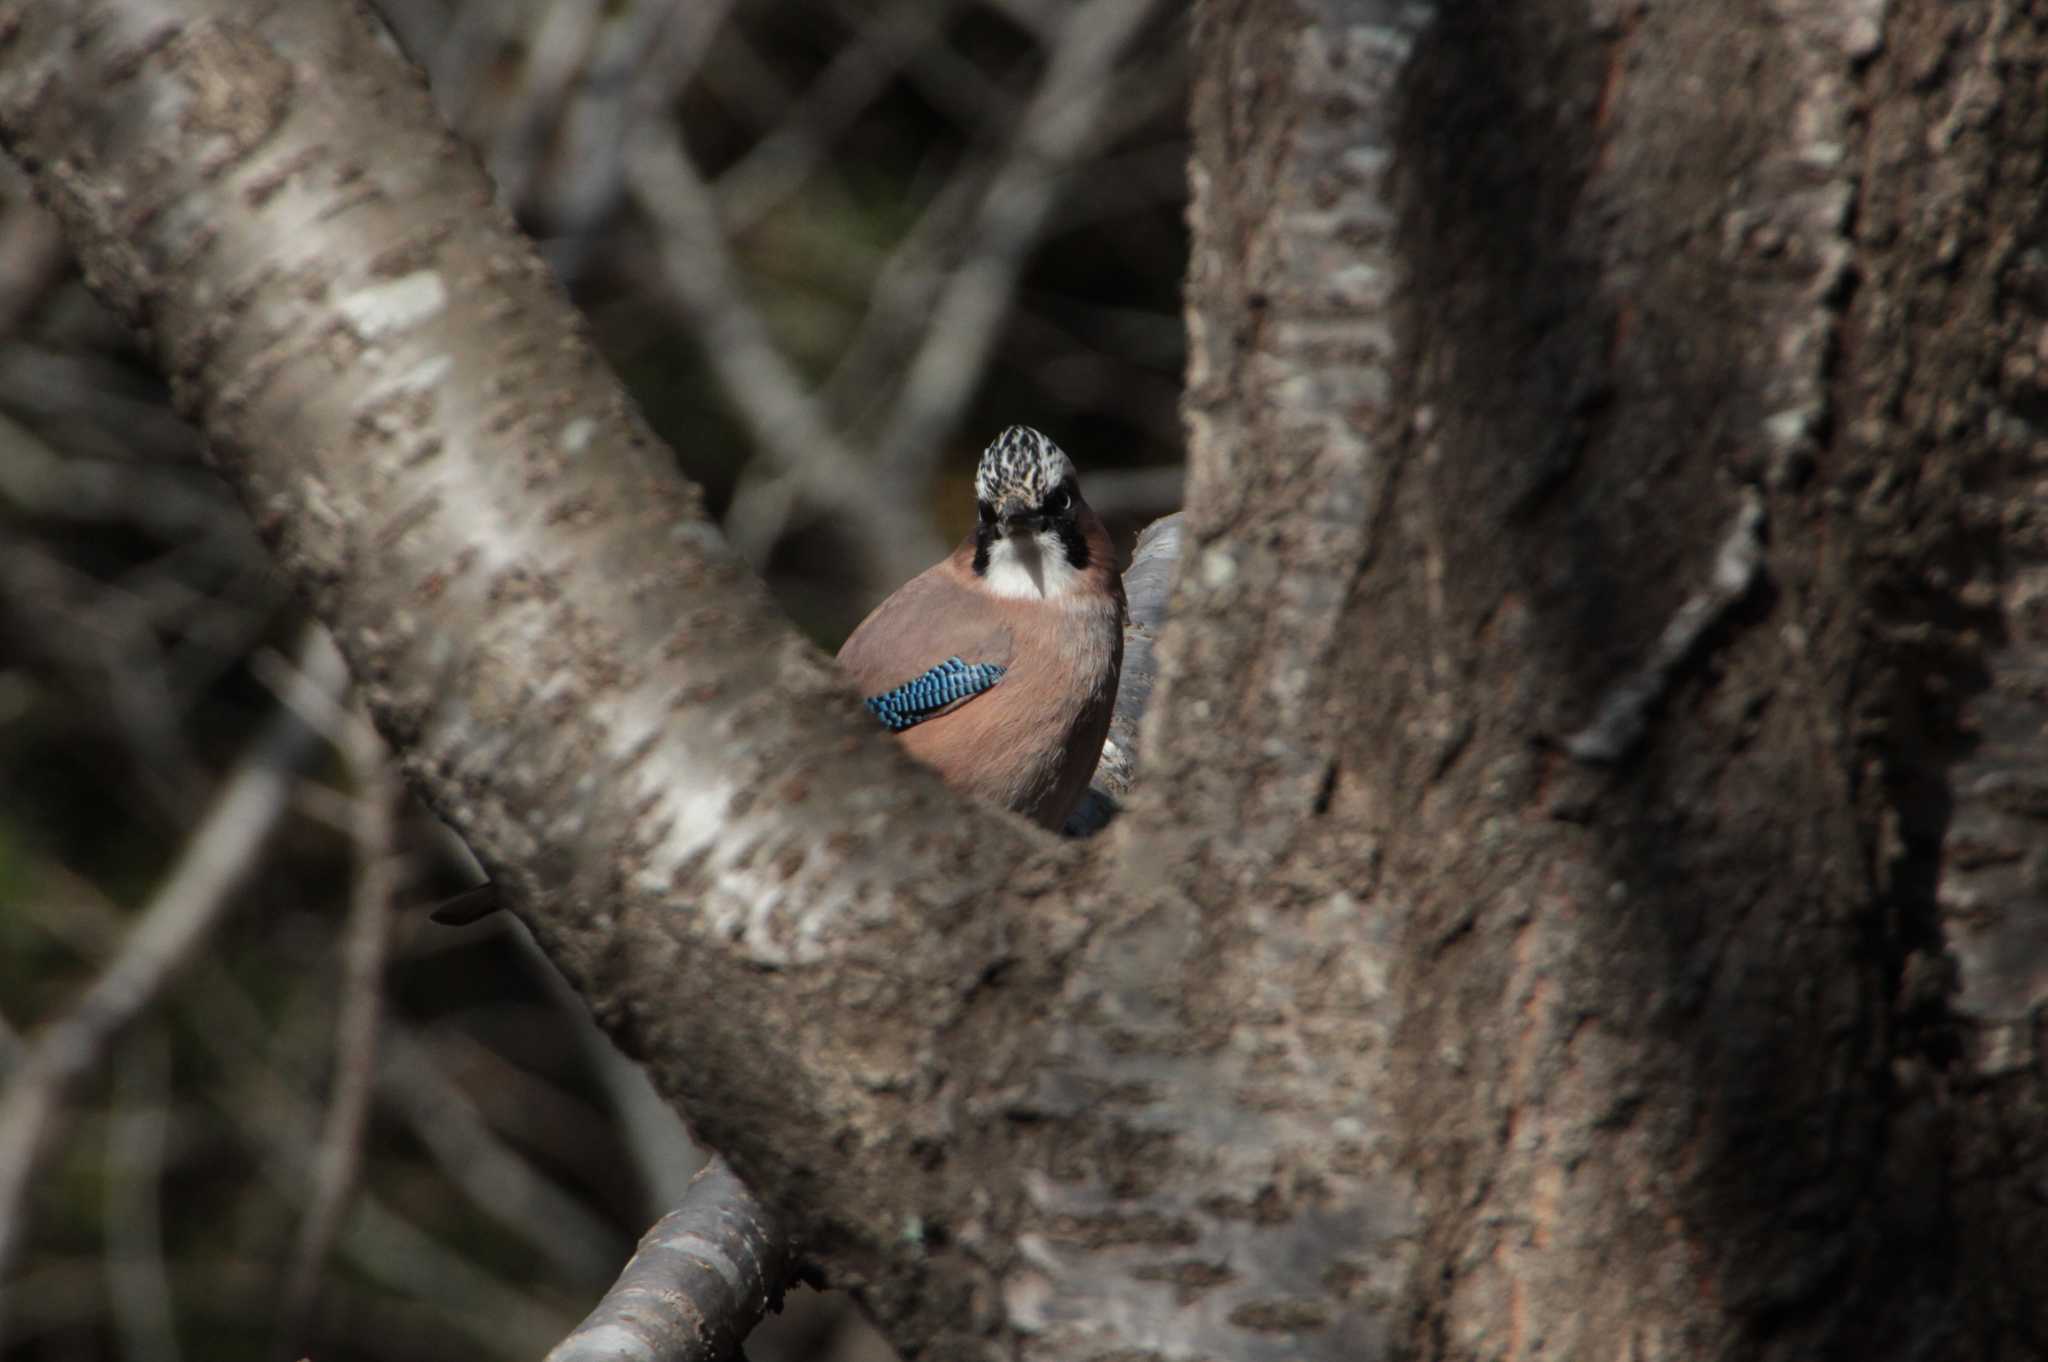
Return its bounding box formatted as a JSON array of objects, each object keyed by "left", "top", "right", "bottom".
[
  {"left": 545, "top": 1157, "right": 801, "bottom": 1362},
  {"left": 378, "top": 1028, "right": 625, "bottom": 1285},
  {"left": 279, "top": 707, "right": 402, "bottom": 1344},
  {"left": 715, "top": 0, "right": 957, "bottom": 235},
  {"left": 870, "top": 0, "right": 1165, "bottom": 481},
  {"left": 9, "top": 809, "right": 582, "bottom": 1359},
  {"left": 625, "top": 120, "right": 944, "bottom": 583},
  {"left": 0, "top": 627, "right": 346, "bottom": 1329}
]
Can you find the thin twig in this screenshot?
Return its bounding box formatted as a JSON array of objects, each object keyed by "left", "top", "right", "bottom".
[
  {"left": 7, "top": 729, "right": 571, "bottom": 1360},
  {"left": 278, "top": 707, "right": 402, "bottom": 1345},
  {"left": 716, "top": 0, "right": 957, "bottom": 235},
  {"left": 625, "top": 122, "right": 943, "bottom": 585},
  {"left": 512, "top": 919, "right": 704, "bottom": 1217},
  {"left": 869, "top": 0, "right": 1166, "bottom": 481},
  {"left": 378, "top": 1028, "right": 625, "bottom": 1285},
  {"left": 0, "top": 627, "right": 348, "bottom": 1328},
  {"left": 104, "top": 1029, "right": 181, "bottom": 1362},
  {"left": 542, "top": 0, "right": 734, "bottom": 279},
  {"left": 544, "top": 1157, "right": 804, "bottom": 1362},
  {"left": 172, "top": 940, "right": 576, "bottom": 1356}
]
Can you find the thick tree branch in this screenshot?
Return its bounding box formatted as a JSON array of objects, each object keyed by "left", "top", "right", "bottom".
[
  {"left": 0, "top": 3, "right": 1426, "bottom": 1357},
  {"left": 0, "top": 0, "right": 1072, "bottom": 1348}
]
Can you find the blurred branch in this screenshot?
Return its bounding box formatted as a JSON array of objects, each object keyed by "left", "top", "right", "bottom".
[
  {"left": 2, "top": 1255, "right": 556, "bottom": 1356},
  {"left": 412, "top": 0, "right": 730, "bottom": 280},
  {"left": 104, "top": 1031, "right": 180, "bottom": 1362},
  {"left": 811, "top": 9, "right": 1178, "bottom": 446},
  {"left": 544, "top": 1157, "right": 802, "bottom": 1362},
  {"left": 0, "top": 627, "right": 348, "bottom": 1328},
  {"left": 869, "top": 0, "right": 1165, "bottom": 481},
  {"left": 508, "top": 915, "right": 704, "bottom": 1217},
  {"left": 0, "top": 409, "right": 233, "bottom": 538},
  {"left": 167, "top": 930, "right": 579, "bottom": 1355},
  {"left": 379, "top": 1029, "right": 626, "bottom": 1285},
  {"left": 626, "top": 121, "right": 943, "bottom": 582},
  {"left": 635, "top": 0, "right": 1165, "bottom": 593},
  {"left": 177, "top": 956, "right": 579, "bottom": 1355},
  {"left": 279, "top": 707, "right": 402, "bottom": 1346},
  {"left": 540, "top": 0, "right": 731, "bottom": 278},
  {"left": 0, "top": 344, "right": 201, "bottom": 465},
  {"left": 10, "top": 854, "right": 578, "bottom": 1358},
  {"left": 824, "top": 0, "right": 1019, "bottom": 132},
  {"left": 716, "top": 0, "right": 958, "bottom": 235}
]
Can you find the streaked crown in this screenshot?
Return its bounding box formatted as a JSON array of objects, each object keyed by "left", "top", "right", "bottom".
[{"left": 975, "top": 425, "right": 1078, "bottom": 510}]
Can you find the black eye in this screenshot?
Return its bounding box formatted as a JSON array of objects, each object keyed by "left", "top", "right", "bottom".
[
  {"left": 978, "top": 500, "right": 997, "bottom": 525},
  {"left": 1043, "top": 485, "right": 1071, "bottom": 515}
]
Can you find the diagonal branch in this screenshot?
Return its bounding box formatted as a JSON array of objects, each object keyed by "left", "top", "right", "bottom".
[
  {"left": 714, "top": 0, "right": 958, "bottom": 236},
  {"left": 869, "top": 0, "right": 1166, "bottom": 481},
  {"left": 624, "top": 122, "right": 943, "bottom": 582},
  {"left": 0, "top": 5, "right": 1063, "bottom": 1350}
]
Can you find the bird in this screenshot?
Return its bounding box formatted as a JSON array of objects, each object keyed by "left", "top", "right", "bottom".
[
  {"left": 837, "top": 424, "right": 1125, "bottom": 830},
  {"left": 432, "top": 425, "right": 1127, "bottom": 924}
]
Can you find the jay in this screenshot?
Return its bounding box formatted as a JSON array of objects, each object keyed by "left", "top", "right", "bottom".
[
  {"left": 432, "top": 426, "right": 1124, "bottom": 924},
  {"left": 838, "top": 425, "right": 1126, "bottom": 829}
]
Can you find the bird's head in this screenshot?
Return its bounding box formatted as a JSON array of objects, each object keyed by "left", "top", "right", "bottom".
[{"left": 971, "top": 425, "right": 1094, "bottom": 598}]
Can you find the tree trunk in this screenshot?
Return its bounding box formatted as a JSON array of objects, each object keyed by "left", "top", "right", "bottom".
[
  {"left": 2, "top": 0, "right": 2044, "bottom": 1358},
  {"left": 1179, "top": 0, "right": 2044, "bottom": 1357}
]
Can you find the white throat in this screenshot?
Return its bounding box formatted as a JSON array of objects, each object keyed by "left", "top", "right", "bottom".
[{"left": 981, "top": 530, "right": 1084, "bottom": 600}]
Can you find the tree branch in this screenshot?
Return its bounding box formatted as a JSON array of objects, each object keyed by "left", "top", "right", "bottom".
[
  {"left": 0, "top": 4, "right": 1063, "bottom": 1347},
  {"left": 545, "top": 1157, "right": 802, "bottom": 1362},
  {"left": 869, "top": 0, "right": 1165, "bottom": 481},
  {"left": 0, "top": 5, "right": 1414, "bottom": 1358},
  {"left": 280, "top": 704, "right": 401, "bottom": 1346}
]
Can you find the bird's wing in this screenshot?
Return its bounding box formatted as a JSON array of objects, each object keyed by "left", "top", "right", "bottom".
[{"left": 837, "top": 565, "right": 1015, "bottom": 731}]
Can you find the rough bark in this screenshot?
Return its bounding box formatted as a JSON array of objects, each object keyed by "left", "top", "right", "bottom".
[
  {"left": 1237, "top": 0, "right": 2047, "bottom": 1356},
  {"left": 4, "top": 0, "right": 2047, "bottom": 1359},
  {"left": 0, "top": 1, "right": 1053, "bottom": 1350}
]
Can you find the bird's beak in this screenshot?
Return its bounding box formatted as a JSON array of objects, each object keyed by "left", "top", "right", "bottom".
[{"left": 997, "top": 504, "right": 1044, "bottom": 533}]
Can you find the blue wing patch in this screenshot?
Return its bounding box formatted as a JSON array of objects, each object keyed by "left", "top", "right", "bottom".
[{"left": 864, "top": 656, "right": 1006, "bottom": 732}]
